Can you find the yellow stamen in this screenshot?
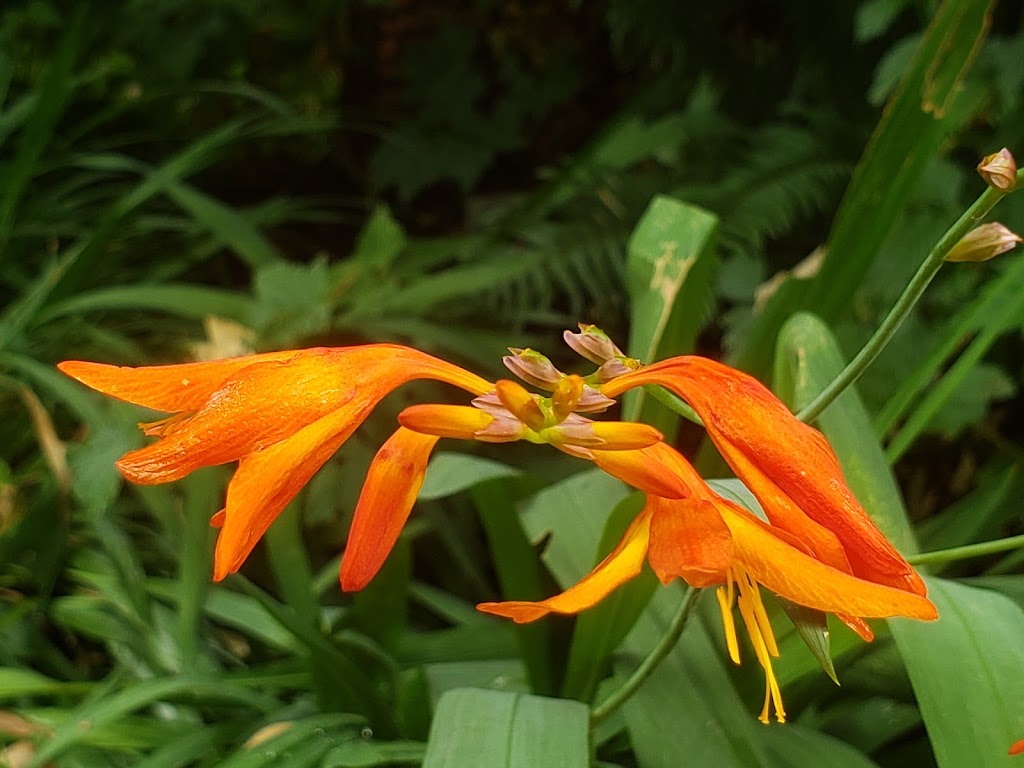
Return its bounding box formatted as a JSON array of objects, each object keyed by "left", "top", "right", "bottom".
[
  {"left": 139, "top": 412, "right": 190, "bottom": 437},
  {"left": 732, "top": 567, "right": 785, "bottom": 724},
  {"left": 716, "top": 584, "right": 741, "bottom": 664}
]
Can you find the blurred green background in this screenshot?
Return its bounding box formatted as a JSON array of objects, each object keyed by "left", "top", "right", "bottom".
[{"left": 3, "top": 1, "right": 1024, "bottom": 766}]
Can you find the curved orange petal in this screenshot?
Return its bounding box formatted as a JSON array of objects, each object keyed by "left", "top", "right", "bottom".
[
  {"left": 477, "top": 504, "right": 652, "bottom": 623},
  {"left": 648, "top": 496, "right": 732, "bottom": 587},
  {"left": 1009, "top": 738, "right": 1024, "bottom": 756},
  {"left": 719, "top": 501, "right": 937, "bottom": 620},
  {"left": 603, "top": 357, "right": 924, "bottom": 595},
  {"left": 113, "top": 346, "right": 492, "bottom": 484},
  {"left": 212, "top": 400, "right": 374, "bottom": 579},
  {"left": 57, "top": 349, "right": 301, "bottom": 411},
  {"left": 587, "top": 444, "right": 690, "bottom": 499},
  {"left": 340, "top": 428, "right": 439, "bottom": 591}
]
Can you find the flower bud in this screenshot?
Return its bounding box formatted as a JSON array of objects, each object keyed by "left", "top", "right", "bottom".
[
  {"left": 563, "top": 324, "right": 624, "bottom": 364},
  {"left": 946, "top": 222, "right": 1022, "bottom": 263},
  {"left": 977, "top": 148, "right": 1017, "bottom": 191},
  {"left": 503, "top": 348, "right": 564, "bottom": 390},
  {"left": 494, "top": 380, "right": 547, "bottom": 431},
  {"left": 551, "top": 374, "right": 584, "bottom": 422}
]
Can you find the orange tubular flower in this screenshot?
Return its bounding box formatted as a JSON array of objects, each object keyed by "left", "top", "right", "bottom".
[
  {"left": 59, "top": 345, "right": 493, "bottom": 579},
  {"left": 600, "top": 356, "right": 926, "bottom": 599},
  {"left": 479, "top": 441, "right": 938, "bottom": 723},
  {"left": 339, "top": 373, "right": 665, "bottom": 591}
]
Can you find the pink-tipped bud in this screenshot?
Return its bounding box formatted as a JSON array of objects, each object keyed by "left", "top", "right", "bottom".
[
  {"left": 977, "top": 148, "right": 1017, "bottom": 191},
  {"left": 596, "top": 357, "right": 641, "bottom": 383},
  {"left": 574, "top": 387, "right": 618, "bottom": 413},
  {"left": 503, "top": 348, "right": 564, "bottom": 390},
  {"left": 564, "top": 324, "right": 624, "bottom": 364},
  {"left": 946, "top": 222, "right": 1023, "bottom": 263}
]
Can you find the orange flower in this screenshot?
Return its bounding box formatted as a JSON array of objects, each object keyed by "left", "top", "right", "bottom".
[
  {"left": 601, "top": 356, "right": 926, "bottom": 599},
  {"left": 339, "top": 373, "right": 666, "bottom": 590},
  {"left": 479, "top": 441, "right": 938, "bottom": 723},
  {"left": 59, "top": 345, "right": 492, "bottom": 579},
  {"left": 1011, "top": 738, "right": 1024, "bottom": 756}
]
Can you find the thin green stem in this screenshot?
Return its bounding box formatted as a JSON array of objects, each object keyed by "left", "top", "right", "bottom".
[
  {"left": 796, "top": 170, "right": 1023, "bottom": 424},
  {"left": 907, "top": 534, "right": 1024, "bottom": 567},
  {"left": 590, "top": 587, "right": 701, "bottom": 726}
]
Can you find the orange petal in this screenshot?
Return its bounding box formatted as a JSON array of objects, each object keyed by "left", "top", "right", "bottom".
[
  {"left": 603, "top": 357, "right": 925, "bottom": 595},
  {"left": 1009, "top": 738, "right": 1024, "bottom": 756},
  {"left": 589, "top": 421, "right": 663, "bottom": 450},
  {"left": 340, "top": 428, "right": 439, "bottom": 591},
  {"left": 57, "top": 350, "right": 302, "bottom": 411},
  {"left": 719, "top": 502, "right": 938, "bottom": 621},
  {"left": 495, "top": 380, "right": 546, "bottom": 431},
  {"left": 398, "top": 404, "right": 493, "bottom": 439},
  {"left": 477, "top": 504, "right": 652, "bottom": 623},
  {"left": 588, "top": 444, "right": 690, "bottom": 499},
  {"left": 114, "top": 346, "right": 491, "bottom": 484},
  {"left": 648, "top": 497, "right": 732, "bottom": 587},
  {"left": 116, "top": 352, "right": 358, "bottom": 483},
  {"left": 212, "top": 401, "right": 373, "bottom": 579}
]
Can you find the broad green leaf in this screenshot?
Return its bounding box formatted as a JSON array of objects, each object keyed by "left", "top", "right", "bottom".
[
  {"left": 624, "top": 196, "right": 719, "bottom": 433},
  {"left": 734, "top": 0, "right": 994, "bottom": 376},
  {"left": 619, "top": 590, "right": 880, "bottom": 768},
  {"left": 424, "top": 660, "right": 529, "bottom": 705},
  {"left": 562, "top": 492, "right": 657, "bottom": 702},
  {"left": 518, "top": 468, "right": 628, "bottom": 586},
  {"left": 422, "top": 689, "right": 589, "bottom": 768},
  {"left": 890, "top": 578, "right": 1024, "bottom": 768},
  {"left": 774, "top": 311, "right": 916, "bottom": 550},
  {"left": 472, "top": 480, "right": 554, "bottom": 695},
  {"left": 418, "top": 453, "right": 521, "bottom": 501}
]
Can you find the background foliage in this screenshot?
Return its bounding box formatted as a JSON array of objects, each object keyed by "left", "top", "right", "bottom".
[{"left": 2, "top": 0, "right": 1024, "bottom": 766}]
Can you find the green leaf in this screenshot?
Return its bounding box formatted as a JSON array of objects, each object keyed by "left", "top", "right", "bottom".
[
  {"left": 890, "top": 578, "right": 1024, "bottom": 768},
  {"left": 350, "top": 204, "right": 406, "bottom": 272},
  {"left": 418, "top": 453, "right": 521, "bottom": 501},
  {"left": 323, "top": 739, "right": 425, "bottom": 767},
  {"left": 562, "top": 493, "right": 657, "bottom": 702},
  {"left": 163, "top": 180, "right": 280, "bottom": 268},
  {"left": 472, "top": 479, "right": 555, "bottom": 695},
  {"left": 38, "top": 283, "right": 255, "bottom": 324},
  {"left": 774, "top": 311, "right": 916, "bottom": 551},
  {"left": 422, "top": 689, "right": 589, "bottom": 768},
  {"left": 876, "top": 254, "right": 1024, "bottom": 437},
  {"left": 518, "top": 468, "right": 629, "bottom": 588},
  {"left": 29, "top": 676, "right": 278, "bottom": 766},
  {"left": 734, "top": 0, "right": 994, "bottom": 376},
  {"left": 624, "top": 196, "right": 719, "bottom": 434}
]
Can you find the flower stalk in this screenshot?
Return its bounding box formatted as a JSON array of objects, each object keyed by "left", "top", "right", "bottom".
[
  {"left": 590, "top": 587, "right": 701, "bottom": 726},
  {"left": 796, "top": 166, "right": 1024, "bottom": 425}
]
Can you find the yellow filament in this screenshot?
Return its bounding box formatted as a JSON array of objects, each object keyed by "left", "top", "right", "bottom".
[
  {"left": 716, "top": 585, "right": 741, "bottom": 664},
  {"left": 731, "top": 567, "right": 786, "bottom": 724}
]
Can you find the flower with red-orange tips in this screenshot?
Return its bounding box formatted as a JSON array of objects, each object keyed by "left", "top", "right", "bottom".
[{"left": 58, "top": 345, "right": 493, "bottom": 579}]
